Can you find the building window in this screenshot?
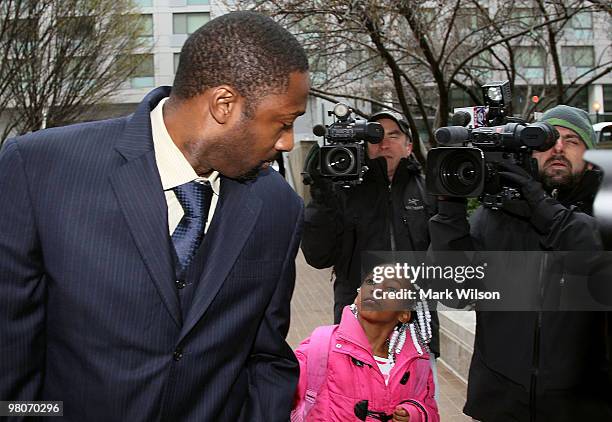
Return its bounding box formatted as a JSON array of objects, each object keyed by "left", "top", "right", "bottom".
[
  {"left": 66, "top": 56, "right": 96, "bottom": 81},
  {"left": 309, "top": 55, "right": 327, "bottom": 75},
  {"left": 12, "top": 17, "right": 38, "bottom": 50},
  {"left": 130, "top": 54, "right": 155, "bottom": 88},
  {"left": 187, "top": 0, "right": 209, "bottom": 4},
  {"left": 570, "top": 11, "right": 592, "bottom": 40},
  {"left": 562, "top": 46, "right": 595, "bottom": 68},
  {"left": 565, "top": 87, "right": 588, "bottom": 111},
  {"left": 58, "top": 16, "right": 95, "bottom": 47},
  {"left": 456, "top": 8, "right": 488, "bottom": 32},
  {"left": 139, "top": 14, "right": 154, "bottom": 40},
  {"left": 510, "top": 8, "right": 540, "bottom": 27},
  {"left": 173, "top": 13, "right": 210, "bottom": 35},
  {"left": 515, "top": 46, "right": 546, "bottom": 79},
  {"left": 450, "top": 87, "right": 475, "bottom": 109},
  {"left": 469, "top": 50, "right": 492, "bottom": 79},
  {"left": 604, "top": 84, "right": 612, "bottom": 115},
  {"left": 420, "top": 8, "right": 436, "bottom": 26},
  {"left": 174, "top": 53, "right": 181, "bottom": 74},
  {"left": 309, "top": 55, "right": 327, "bottom": 84},
  {"left": 571, "top": 11, "right": 592, "bottom": 29}
]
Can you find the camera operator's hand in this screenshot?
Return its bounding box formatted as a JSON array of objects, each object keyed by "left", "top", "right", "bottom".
[
  {"left": 435, "top": 196, "right": 468, "bottom": 220},
  {"left": 497, "top": 161, "right": 547, "bottom": 209},
  {"left": 302, "top": 143, "right": 334, "bottom": 202}
]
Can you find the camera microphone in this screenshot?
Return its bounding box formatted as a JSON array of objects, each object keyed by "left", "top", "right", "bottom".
[
  {"left": 434, "top": 126, "right": 470, "bottom": 146},
  {"left": 313, "top": 124, "right": 327, "bottom": 137},
  {"left": 451, "top": 110, "right": 472, "bottom": 127}
]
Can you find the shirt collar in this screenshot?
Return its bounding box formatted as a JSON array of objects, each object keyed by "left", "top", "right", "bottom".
[{"left": 150, "top": 97, "right": 220, "bottom": 195}]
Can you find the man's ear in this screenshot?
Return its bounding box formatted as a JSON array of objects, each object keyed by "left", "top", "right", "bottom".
[
  {"left": 405, "top": 137, "right": 413, "bottom": 157},
  {"left": 208, "top": 85, "right": 241, "bottom": 124}
]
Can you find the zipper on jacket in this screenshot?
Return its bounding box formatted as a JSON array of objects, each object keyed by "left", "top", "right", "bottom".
[
  {"left": 530, "top": 311, "right": 541, "bottom": 422},
  {"left": 388, "top": 184, "right": 396, "bottom": 251},
  {"left": 530, "top": 253, "right": 548, "bottom": 422}
]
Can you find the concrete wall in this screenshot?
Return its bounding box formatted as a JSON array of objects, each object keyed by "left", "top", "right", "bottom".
[{"left": 438, "top": 310, "right": 476, "bottom": 383}]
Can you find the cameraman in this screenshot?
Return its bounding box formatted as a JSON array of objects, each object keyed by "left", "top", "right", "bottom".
[
  {"left": 301, "top": 111, "right": 439, "bottom": 355},
  {"left": 429, "top": 105, "right": 611, "bottom": 421}
]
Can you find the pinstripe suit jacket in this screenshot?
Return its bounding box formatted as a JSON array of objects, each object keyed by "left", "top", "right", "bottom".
[{"left": 0, "top": 87, "right": 303, "bottom": 421}]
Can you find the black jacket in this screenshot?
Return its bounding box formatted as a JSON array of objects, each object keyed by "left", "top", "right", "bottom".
[
  {"left": 302, "top": 156, "right": 439, "bottom": 354},
  {"left": 429, "top": 168, "right": 611, "bottom": 421},
  {"left": 303, "top": 156, "right": 436, "bottom": 283}
]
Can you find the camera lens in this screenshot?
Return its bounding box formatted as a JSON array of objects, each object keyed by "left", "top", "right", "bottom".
[
  {"left": 456, "top": 162, "right": 477, "bottom": 184},
  {"left": 324, "top": 146, "right": 356, "bottom": 176},
  {"left": 440, "top": 152, "right": 483, "bottom": 196}
]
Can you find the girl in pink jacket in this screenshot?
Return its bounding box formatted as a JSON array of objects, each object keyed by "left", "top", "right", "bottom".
[{"left": 292, "top": 267, "right": 439, "bottom": 422}]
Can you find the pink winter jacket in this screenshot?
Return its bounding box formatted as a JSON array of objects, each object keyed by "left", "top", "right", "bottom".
[{"left": 294, "top": 306, "right": 439, "bottom": 421}]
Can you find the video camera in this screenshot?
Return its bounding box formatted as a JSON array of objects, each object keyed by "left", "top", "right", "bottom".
[
  {"left": 312, "top": 103, "right": 384, "bottom": 186},
  {"left": 426, "top": 81, "right": 559, "bottom": 208}
]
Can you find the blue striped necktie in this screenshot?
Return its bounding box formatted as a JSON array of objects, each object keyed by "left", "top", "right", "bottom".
[{"left": 171, "top": 180, "right": 213, "bottom": 274}]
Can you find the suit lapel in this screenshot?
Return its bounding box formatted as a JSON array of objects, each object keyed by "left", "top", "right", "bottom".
[
  {"left": 179, "top": 177, "right": 262, "bottom": 341},
  {"left": 110, "top": 86, "right": 181, "bottom": 327}
]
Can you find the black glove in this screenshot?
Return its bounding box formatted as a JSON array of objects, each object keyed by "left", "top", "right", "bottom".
[
  {"left": 302, "top": 143, "right": 333, "bottom": 202},
  {"left": 496, "top": 161, "right": 569, "bottom": 232},
  {"left": 435, "top": 196, "right": 468, "bottom": 219},
  {"left": 497, "top": 161, "right": 547, "bottom": 208}
]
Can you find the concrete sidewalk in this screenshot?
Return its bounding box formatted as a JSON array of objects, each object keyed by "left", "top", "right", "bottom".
[{"left": 288, "top": 249, "right": 471, "bottom": 422}]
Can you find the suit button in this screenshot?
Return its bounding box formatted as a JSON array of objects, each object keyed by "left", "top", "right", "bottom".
[
  {"left": 173, "top": 349, "right": 183, "bottom": 361},
  {"left": 175, "top": 280, "right": 186, "bottom": 289}
]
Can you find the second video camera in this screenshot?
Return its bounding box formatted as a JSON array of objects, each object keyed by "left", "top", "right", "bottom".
[
  {"left": 426, "top": 81, "right": 558, "bottom": 208},
  {"left": 312, "top": 103, "right": 384, "bottom": 186}
]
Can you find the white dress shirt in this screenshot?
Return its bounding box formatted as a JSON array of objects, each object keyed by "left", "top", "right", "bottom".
[{"left": 150, "top": 97, "right": 220, "bottom": 235}]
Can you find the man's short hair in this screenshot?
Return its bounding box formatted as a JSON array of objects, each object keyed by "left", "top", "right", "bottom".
[{"left": 172, "top": 11, "right": 309, "bottom": 113}]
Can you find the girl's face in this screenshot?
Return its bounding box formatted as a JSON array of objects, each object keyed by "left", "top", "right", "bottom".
[{"left": 355, "top": 272, "right": 410, "bottom": 325}]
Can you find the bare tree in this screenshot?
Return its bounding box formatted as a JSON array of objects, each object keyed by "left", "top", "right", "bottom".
[
  {"left": 0, "top": 0, "right": 53, "bottom": 137},
  {"left": 0, "top": 0, "right": 149, "bottom": 144},
  {"left": 239, "top": 0, "right": 610, "bottom": 164},
  {"left": 488, "top": 1, "right": 612, "bottom": 118}
]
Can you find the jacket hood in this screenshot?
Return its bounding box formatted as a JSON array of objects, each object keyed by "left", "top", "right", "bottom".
[{"left": 335, "top": 306, "right": 423, "bottom": 363}]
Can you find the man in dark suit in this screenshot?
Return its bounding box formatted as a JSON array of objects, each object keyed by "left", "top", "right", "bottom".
[{"left": 0, "top": 11, "right": 309, "bottom": 421}]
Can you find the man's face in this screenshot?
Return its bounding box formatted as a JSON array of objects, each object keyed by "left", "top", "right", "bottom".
[
  {"left": 196, "top": 71, "right": 310, "bottom": 180},
  {"left": 367, "top": 118, "right": 412, "bottom": 178},
  {"left": 532, "top": 126, "right": 587, "bottom": 189}
]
